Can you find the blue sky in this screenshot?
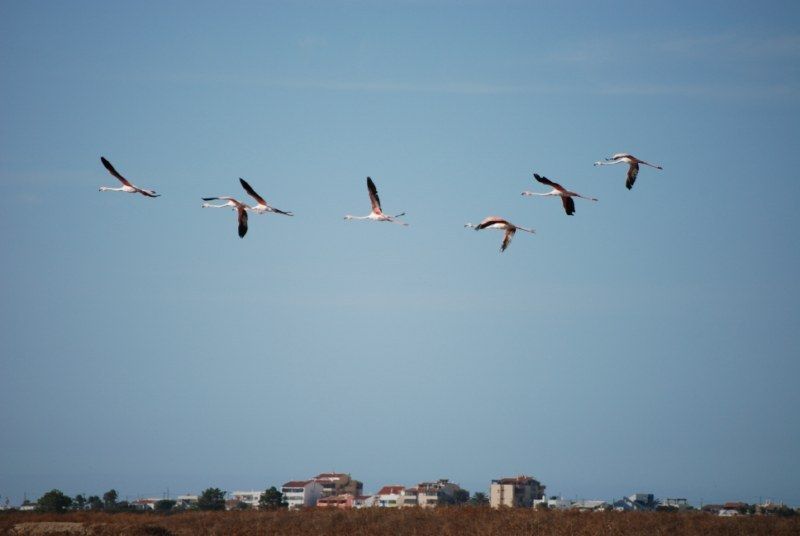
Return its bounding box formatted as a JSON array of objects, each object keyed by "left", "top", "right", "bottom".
[{"left": 1, "top": 0, "right": 799, "bottom": 506}]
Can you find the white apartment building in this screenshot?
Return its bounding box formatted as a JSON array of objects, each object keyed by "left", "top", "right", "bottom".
[
  {"left": 376, "top": 486, "right": 405, "bottom": 508},
  {"left": 230, "top": 490, "right": 262, "bottom": 509},
  {"left": 533, "top": 496, "right": 573, "bottom": 510},
  {"left": 281, "top": 480, "right": 323, "bottom": 509}
]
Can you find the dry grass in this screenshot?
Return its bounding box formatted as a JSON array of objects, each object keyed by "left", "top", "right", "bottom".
[{"left": 2, "top": 508, "right": 798, "bottom": 536}]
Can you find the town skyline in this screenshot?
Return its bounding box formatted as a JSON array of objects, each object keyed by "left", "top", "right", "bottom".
[{"left": 3, "top": 470, "right": 795, "bottom": 511}]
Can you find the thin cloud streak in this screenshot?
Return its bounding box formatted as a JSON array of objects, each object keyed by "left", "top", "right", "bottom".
[
  {"left": 149, "top": 72, "right": 800, "bottom": 100},
  {"left": 598, "top": 82, "right": 800, "bottom": 99}
]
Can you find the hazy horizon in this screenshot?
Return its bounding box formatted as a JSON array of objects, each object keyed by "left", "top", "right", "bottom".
[{"left": 1, "top": 0, "right": 798, "bottom": 508}]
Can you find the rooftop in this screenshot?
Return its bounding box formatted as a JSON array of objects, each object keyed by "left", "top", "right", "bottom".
[
  {"left": 283, "top": 480, "right": 311, "bottom": 488},
  {"left": 377, "top": 486, "right": 405, "bottom": 495}
]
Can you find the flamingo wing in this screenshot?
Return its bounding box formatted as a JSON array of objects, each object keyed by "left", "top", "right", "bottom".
[
  {"left": 533, "top": 173, "right": 565, "bottom": 192},
  {"left": 237, "top": 206, "right": 248, "bottom": 238},
  {"left": 561, "top": 196, "right": 575, "bottom": 215},
  {"left": 626, "top": 162, "right": 639, "bottom": 190},
  {"left": 101, "top": 157, "right": 134, "bottom": 187},
  {"left": 239, "top": 177, "right": 267, "bottom": 206},
  {"left": 136, "top": 188, "right": 160, "bottom": 198},
  {"left": 476, "top": 216, "right": 508, "bottom": 230},
  {"left": 367, "top": 177, "right": 382, "bottom": 214},
  {"left": 500, "top": 227, "right": 516, "bottom": 252}
]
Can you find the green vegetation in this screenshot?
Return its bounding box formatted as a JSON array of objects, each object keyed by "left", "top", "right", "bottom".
[
  {"left": 196, "top": 488, "right": 226, "bottom": 511},
  {"left": 35, "top": 489, "right": 72, "bottom": 513},
  {"left": 259, "top": 487, "right": 288, "bottom": 510}
]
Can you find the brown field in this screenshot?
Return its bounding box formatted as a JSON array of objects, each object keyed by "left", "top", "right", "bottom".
[{"left": 2, "top": 508, "right": 799, "bottom": 536}]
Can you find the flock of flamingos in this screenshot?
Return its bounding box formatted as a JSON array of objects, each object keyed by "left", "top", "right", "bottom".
[{"left": 98, "top": 154, "right": 663, "bottom": 252}]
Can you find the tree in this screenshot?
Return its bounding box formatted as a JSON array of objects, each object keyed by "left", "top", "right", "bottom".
[
  {"left": 452, "top": 489, "right": 470, "bottom": 505},
  {"left": 87, "top": 496, "right": 103, "bottom": 510},
  {"left": 197, "top": 488, "right": 226, "bottom": 511},
  {"left": 154, "top": 499, "right": 176, "bottom": 512},
  {"left": 470, "top": 492, "right": 489, "bottom": 506},
  {"left": 259, "top": 487, "right": 288, "bottom": 510},
  {"left": 73, "top": 494, "right": 87, "bottom": 511},
  {"left": 36, "top": 489, "right": 73, "bottom": 513},
  {"left": 103, "top": 489, "right": 118, "bottom": 510}
]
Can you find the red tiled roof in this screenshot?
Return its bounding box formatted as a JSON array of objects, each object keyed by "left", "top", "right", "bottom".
[{"left": 378, "top": 485, "right": 405, "bottom": 495}]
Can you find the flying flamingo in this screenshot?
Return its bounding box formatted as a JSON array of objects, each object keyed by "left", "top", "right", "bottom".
[
  {"left": 465, "top": 216, "right": 535, "bottom": 252},
  {"left": 98, "top": 157, "right": 160, "bottom": 197},
  {"left": 238, "top": 177, "right": 293, "bottom": 216},
  {"left": 344, "top": 177, "right": 408, "bottom": 226},
  {"left": 201, "top": 196, "right": 249, "bottom": 238},
  {"left": 594, "top": 153, "right": 662, "bottom": 190},
  {"left": 522, "top": 173, "right": 597, "bottom": 216}
]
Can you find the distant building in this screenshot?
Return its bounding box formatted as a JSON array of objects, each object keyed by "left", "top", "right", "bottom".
[
  {"left": 400, "top": 488, "right": 419, "bottom": 507},
  {"left": 230, "top": 491, "right": 262, "bottom": 509},
  {"left": 377, "top": 486, "right": 406, "bottom": 508},
  {"left": 756, "top": 502, "right": 794, "bottom": 516},
  {"left": 175, "top": 495, "right": 198, "bottom": 509},
  {"left": 282, "top": 480, "right": 323, "bottom": 509},
  {"left": 313, "top": 473, "right": 363, "bottom": 497},
  {"left": 317, "top": 493, "right": 356, "bottom": 509},
  {"left": 353, "top": 495, "right": 376, "bottom": 508},
  {"left": 131, "top": 498, "right": 158, "bottom": 510},
  {"left": 659, "top": 498, "right": 690, "bottom": 510},
  {"left": 572, "top": 500, "right": 609, "bottom": 511},
  {"left": 533, "top": 496, "right": 572, "bottom": 510},
  {"left": 490, "top": 475, "right": 545, "bottom": 508},
  {"left": 701, "top": 504, "right": 724, "bottom": 515},
  {"left": 723, "top": 501, "right": 749, "bottom": 513},
  {"left": 613, "top": 493, "right": 656, "bottom": 511},
  {"left": 415, "top": 479, "right": 464, "bottom": 508}
]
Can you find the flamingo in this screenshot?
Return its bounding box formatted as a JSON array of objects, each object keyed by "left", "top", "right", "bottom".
[
  {"left": 98, "top": 157, "right": 160, "bottom": 197},
  {"left": 344, "top": 177, "right": 408, "bottom": 226},
  {"left": 201, "top": 196, "right": 249, "bottom": 238},
  {"left": 465, "top": 216, "right": 535, "bottom": 252},
  {"left": 239, "top": 177, "right": 293, "bottom": 216},
  {"left": 594, "top": 153, "right": 662, "bottom": 190},
  {"left": 522, "top": 173, "right": 597, "bottom": 216}
]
